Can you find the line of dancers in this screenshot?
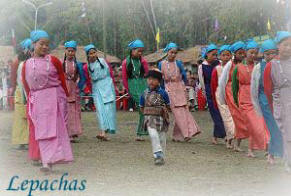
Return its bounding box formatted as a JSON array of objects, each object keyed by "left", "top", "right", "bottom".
[{"left": 9, "top": 29, "right": 291, "bottom": 169}]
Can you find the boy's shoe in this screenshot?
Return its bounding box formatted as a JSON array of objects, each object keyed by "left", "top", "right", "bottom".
[
  {"left": 154, "top": 157, "right": 165, "bottom": 165},
  {"left": 154, "top": 151, "right": 165, "bottom": 165}
]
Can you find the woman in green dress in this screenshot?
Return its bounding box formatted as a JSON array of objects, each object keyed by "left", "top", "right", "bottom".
[{"left": 122, "top": 39, "right": 149, "bottom": 141}]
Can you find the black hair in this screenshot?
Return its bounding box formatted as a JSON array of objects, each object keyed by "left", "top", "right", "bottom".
[
  {"left": 126, "top": 49, "right": 145, "bottom": 79},
  {"left": 62, "top": 51, "right": 78, "bottom": 73},
  {"left": 16, "top": 45, "right": 31, "bottom": 61},
  {"left": 86, "top": 48, "right": 104, "bottom": 73}
]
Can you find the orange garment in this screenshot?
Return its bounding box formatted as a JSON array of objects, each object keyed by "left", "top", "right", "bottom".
[
  {"left": 235, "top": 63, "right": 269, "bottom": 150},
  {"left": 225, "top": 63, "right": 248, "bottom": 139}
]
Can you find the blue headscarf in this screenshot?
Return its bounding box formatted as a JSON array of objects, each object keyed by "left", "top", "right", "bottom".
[
  {"left": 218, "top": 45, "right": 231, "bottom": 55},
  {"left": 230, "top": 41, "right": 246, "bottom": 54},
  {"left": 246, "top": 40, "right": 259, "bottom": 51},
  {"left": 260, "top": 39, "right": 277, "bottom": 53},
  {"left": 84, "top": 44, "right": 96, "bottom": 54},
  {"left": 128, "top": 39, "right": 144, "bottom": 49},
  {"left": 274, "top": 31, "right": 291, "bottom": 44},
  {"left": 30, "top": 30, "right": 49, "bottom": 43},
  {"left": 65, "top": 40, "right": 77, "bottom": 50},
  {"left": 20, "top": 38, "right": 33, "bottom": 51},
  {"left": 203, "top": 44, "right": 218, "bottom": 58},
  {"left": 163, "top": 42, "right": 178, "bottom": 53}
]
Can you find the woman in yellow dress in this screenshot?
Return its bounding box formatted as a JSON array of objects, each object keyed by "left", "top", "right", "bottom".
[{"left": 10, "top": 38, "right": 32, "bottom": 149}]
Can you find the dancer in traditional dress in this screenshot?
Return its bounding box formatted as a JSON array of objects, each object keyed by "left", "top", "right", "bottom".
[
  {"left": 85, "top": 44, "right": 116, "bottom": 141},
  {"left": 211, "top": 45, "right": 235, "bottom": 148},
  {"left": 22, "top": 30, "right": 73, "bottom": 172},
  {"left": 232, "top": 40, "right": 269, "bottom": 157},
  {"left": 218, "top": 41, "right": 249, "bottom": 152},
  {"left": 122, "top": 40, "right": 149, "bottom": 141},
  {"left": 159, "top": 43, "right": 201, "bottom": 142},
  {"left": 264, "top": 31, "right": 291, "bottom": 171},
  {"left": 198, "top": 44, "right": 225, "bottom": 144},
  {"left": 63, "top": 40, "right": 83, "bottom": 142},
  {"left": 10, "top": 38, "right": 32, "bottom": 149},
  {"left": 251, "top": 39, "right": 283, "bottom": 164}
]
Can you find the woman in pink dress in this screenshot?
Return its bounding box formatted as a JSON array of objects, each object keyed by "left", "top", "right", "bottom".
[
  {"left": 232, "top": 40, "right": 269, "bottom": 157},
  {"left": 63, "top": 40, "right": 83, "bottom": 142},
  {"left": 159, "top": 43, "right": 201, "bottom": 142},
  {"left": 22, "top": 30, "right": 73, "bottom": 173}
]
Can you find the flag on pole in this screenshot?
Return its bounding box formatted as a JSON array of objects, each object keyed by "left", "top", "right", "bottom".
[
  {"left": 214, "top": 18, "right": 220, "bottom": 32},
  {"left": 267, "top": 18, "right": 271, "bottom": 31},
  {"left": 155, "top": 27, "right": 160, "bottom": 50}
]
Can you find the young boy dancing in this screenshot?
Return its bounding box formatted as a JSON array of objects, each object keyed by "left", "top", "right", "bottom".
[{"left": 140, "top": 69, "right": 170, "bottom": 165}]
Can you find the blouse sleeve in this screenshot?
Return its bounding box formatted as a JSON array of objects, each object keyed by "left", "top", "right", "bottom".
[
  {"left": 263, "top": 62, "right": 273, "bottom": 112},
  {"left": 106, "top": 60, "right": 118, "bottom": 95},
  {"left": 10, "top": 57, "right": 19, "bottom": 94},
  {"left": 232, "top": 66, "right": 239, "bottom": 107},
  {"left": 51, "top": 56, "right": 69, "bottom": 96},
  {"left": 121, "top": 59, "right": 129, "bottom": 92},
  {"left": 21, "top": 61, "right": 30, "bottom": 97},
  {"left": 211, "top": 68, "right": 219, "bottom": 109}
]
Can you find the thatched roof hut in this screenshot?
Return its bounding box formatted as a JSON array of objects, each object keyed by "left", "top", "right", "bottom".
[
  {"left": 51, "top": 45, "right": 121, "bottom": 65},
  {"left": 0, "top": 46, "right": 16, "bottom": 66}
]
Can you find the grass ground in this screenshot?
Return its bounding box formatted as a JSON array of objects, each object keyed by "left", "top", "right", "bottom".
[{"left": 0, "top": 111, "right": 290, "bottom": 196}]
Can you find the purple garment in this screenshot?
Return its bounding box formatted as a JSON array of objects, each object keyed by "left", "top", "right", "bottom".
[
  {"left": 25, "top": 55, "right": 73, "bottom": 164},
  {"left": 202, "top": 61, "right": 226, "bottom": 138},
  {"left": 270, "top": 59, "right": 291, "bottom": 163}
]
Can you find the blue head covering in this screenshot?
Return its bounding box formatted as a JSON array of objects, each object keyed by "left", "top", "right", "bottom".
[
  {"left": 246, "top": 40, "right": 259, "bottom": 51},
  {"left": 274, "top": 31, "right": 291, "bottom": 44},
  {"left": 64, "top": 40, "right": 77, "bottom": 50},
  {"left": 163, "top": 42, "right": 178, "bottom": 53},
  {"left": 203, "top": 44, "right": 218, "bottom": 58},
  {"left": 218, "top": 45, "right": 231, "bottom": 55},
  {"left": 30, "top": 30, "right": 49, "bottom": 43},
  {"left": 260, "top": 39, "right": 277, "bottom": 53},
  {"left": 230, "top": 41, "right": 246, "bottom": 53},
  {"left": 84, "top": 44, "right": 96, "bottom": 54},
  {"left": 20, "top": 38, "right": 33, "bottom": 51},
  {"left": 128, "top": 39, "right": 144, "bottom": 49}
]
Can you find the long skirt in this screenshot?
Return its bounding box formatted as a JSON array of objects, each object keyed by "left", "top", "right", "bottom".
[
  {"left": 92, "top": 91, "right": 116, "bottom": 134},
  {"left": 128, "top": 78, "right": 148, "bottom": 136},
  {"left": 215, "top": 90, "right": 235, "bottom": 141},
  {"left": 29, "top": 87, "right": 73, "bottom": 165},
  {"left": 11, "top": 87, "right": 29, "bottom": 145},
  {"left": 172, "top": 106, "right": 201, "bottom": 141},
  {"left": 66, "top": 100, "right": 82, "bottom": 137},
  {"left": 259, "top": 92, "right": 283, "bottom": 157},
  {"left": 205, "top": 84, "right": 226, "bottom": 138}
]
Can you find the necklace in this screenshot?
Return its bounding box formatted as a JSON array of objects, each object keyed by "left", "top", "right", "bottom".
[
  {"left": 32, "top": 55, "right": 50, "bottom": 88},
  {"left": 166, "top": 60, "right": 177, "bottom": 81},
  {"left": 65, "top": 60, "right": 75, "bottom": 80}
]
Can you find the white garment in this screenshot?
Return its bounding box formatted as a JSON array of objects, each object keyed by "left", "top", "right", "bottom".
[{"left": 148, "top": 127, "right": 166, "bottom": 158}]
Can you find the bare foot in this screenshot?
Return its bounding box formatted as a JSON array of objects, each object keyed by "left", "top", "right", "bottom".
[
  {"left": 212, "top": 137, "right": 218, "bottom": 145},
  {"left": 267, "top": 154, "right": 275, "bottom": 165},
  {"left": 226, "top": 142, "right": 233, "bottom": 149},
  {"left": 136, "top": 137, "right": 145, "bottom": 141},
  {"left": 247, "top": 150, "right": 256, "bottom": 158},
  {"left": 40, "top": 164, "right": 52, "bottom": 174},
  {"left": 185, "top": 137, "right": 192, "bottom": 142},
  {"left": 285, "top": 163, "right": 291, "bottom": 173},
  {"left": 233, "top": 146, "right": 243, "bottom": 152}
]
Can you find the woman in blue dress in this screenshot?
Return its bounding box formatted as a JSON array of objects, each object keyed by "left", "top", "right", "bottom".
[
  {"left": 251, "top": 39, "right": 283, "bottom": 164},
  {"left": 84, "top": 44, "right": 116, "bottom": 141},
  {"left": 198, "top": 44, "right": 226, "bottom": 144}
]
